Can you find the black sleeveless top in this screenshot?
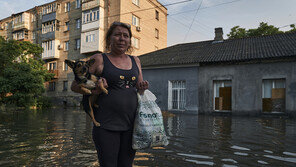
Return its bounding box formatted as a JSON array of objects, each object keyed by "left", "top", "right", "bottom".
[{"left": 94, "top": 53, "right": 139, "bottom": 131}]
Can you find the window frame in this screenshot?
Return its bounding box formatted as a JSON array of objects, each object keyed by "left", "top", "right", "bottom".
[
  {"left": 155, "top": 28, "right": 159, "bottom": 39},
  {"left": 76, "top": 0, "right": 81, "bottom": 9},
  {"left": 131, "top": 37, "right": 139, "bottom": 49},
  {"left": 132, "top": 0, "right": 139, "bottom": 6},
  {"left": 63, "top": 81, "right": 68, "bottom": 91},
  {"left": 132, "top": 15, "right": 140, "bottom": 27},
  {"left": 168, "top": 80, "right": 186, "bottom": 110},
  {"left": 155, "top": 10, "right": 159, "bottom": 20},
  {"left": 65, "top": 41, "right": 69, "bottom": 51},
  {"left": 75, "top": 38, "right": 81, "bottom": 49},
  {"left": 48, "top": 82, "right": 56, "bottom": 91},
  {"left": 65, "top": 2, "right": 70, "bottom": 12},
  {"left": 76, "top": 18, "right": 81, "bottom": 29}
]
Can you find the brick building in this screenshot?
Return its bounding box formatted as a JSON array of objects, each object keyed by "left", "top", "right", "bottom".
[{"left": 0, "top": 0, "right": 167, "bottom": 106}]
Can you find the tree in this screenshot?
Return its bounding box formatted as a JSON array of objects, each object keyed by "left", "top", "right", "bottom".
[
  {"left": 286, "top": 24, "right": 296, "bottom": 33},
  {"left": 0, "top": 36, "right": 54, "bottom": 108},
  {"left": 227, "top": 22, "right": 293, "bottom": 39},
  {"left": 227, "top": 26, "right": 248, "bottom": 39}
]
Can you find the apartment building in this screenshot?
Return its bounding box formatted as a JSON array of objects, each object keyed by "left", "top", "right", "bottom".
[{"left": 0, "top": 0, "right": 167, "bottom": 106}]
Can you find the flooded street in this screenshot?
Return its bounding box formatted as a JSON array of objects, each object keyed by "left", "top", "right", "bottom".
[{"left": 0, "top": 108, "right": 296, "bottom": 167}]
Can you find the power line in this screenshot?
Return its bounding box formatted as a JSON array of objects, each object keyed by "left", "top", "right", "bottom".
[
  {"left": 169, "top": 0, "right": 244, "bottom": 16},
  {"left": 279, "top": 23, "right": 296, "bottom": 29},
  {"left": 183, "top": 0, "right": 203, "bottom": 41}
]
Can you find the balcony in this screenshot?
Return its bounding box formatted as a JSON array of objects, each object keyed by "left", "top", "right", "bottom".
[
  {"left": 42, "top": 12, "right": 56, "bottom": 23},
  {"left": 82, "top": 0, "right": 101, "bottom": 11},
  {"left": 42, "top": 47, "right": 59, "bottom": 60},
  {"left": 12, "top": 21, "right": 30, "bottom": 32},
  {"left": 48, "top": 70, "right": 59, "bottom": 78},
  {"left": 41, "top": 31, "right": 55, "bottom": 41}
]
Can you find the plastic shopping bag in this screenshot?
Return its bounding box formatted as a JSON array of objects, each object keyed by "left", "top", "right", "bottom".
[{"left": 132, "top": 90, "right": 169, "bottom": 150}]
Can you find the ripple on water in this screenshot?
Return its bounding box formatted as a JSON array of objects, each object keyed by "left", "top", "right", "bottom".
[
  {"left": 257, "top": 160, "right": 268, "bottom": 165},
  {"left": 222, "top": 164, "right": 238, "bottom": 167},
  {"left": 264, "top": 155, "right": 296, "bottom": 163},
  {"left": 177, "top": 153, "right": 213, "bottom": 159},
  {"left": 234, "top": 152, "right": 249, "bottom": 156},
  {"left": 264, "top": 150, "right": 273, "bottom": 154},
  {"left": 185, "top": 159, "right": 214, "bottom": 166},
  {"left": 231, "top": 145, "right": 250, "bottom": 151},
  {"left": 221, "top": 159, "right": 238, "bottom": 164},
  {"left": 283, "top": 152, "right": 296, "bottom": 157}
]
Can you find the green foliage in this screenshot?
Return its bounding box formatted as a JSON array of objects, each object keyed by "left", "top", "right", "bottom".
[
  {"left": 227, "top": 22, "right": 294, "bottom": 39},
  {"left": 0, "top": 36, "right": 54, "bottom": 108},
  {"left": 36, "top": 96, "right": 52, "bottom": 109},
  {"left": 227, "top": 26, "right": 248, "bottom": 39}
]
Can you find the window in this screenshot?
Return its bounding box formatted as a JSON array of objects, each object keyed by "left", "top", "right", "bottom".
[
  {"left": 168, "top": 81, "right": 186, "bottom": 110},
  {"left": 65, "top": 2, "right": 70, "bottom": 12},
  {"left": 42, "top": 3, "right": 57, "bottom": 15},
  {"left": 65, "top": 41, "right": 69, "bottom": 51},
  {"left": 86, "top": 34, "right": 95, "bottom": 42},
  {"left": 63, "top": 81, "right": 68, "bottom": 91},
  {"left": 57, "top": 4, "right": 61, "bottom": 13},
  {"left": 31, "top": 15, "right": 36, "bottom": 22},
  {"left": 82, "top": 8, "right": 99, "bottom": 24},
  {"left": 76, "top": 19, "right": 81, "bottom": 29},
  {"left": 155, "top": 10, "right": 159, "bottom": 20},
  {"left": 5, "top": 22, "right": 8, "bottom": 30},
  {"left": 132, "top": 15, "right": 140, "bottom": 27},
  {"left": 63, "top": 62, "right": 68, "bottom": 71},
  {"left": 132, "top": 0, "right": 139, "bottom": 6},
  {"left": 48, "top": 62, "right": 57, "bottom": 70},
  {"left": 262, "top": 79, "right": 285, "bottom": 98},
  {"left": 42, "top": 21, "right": 56, "bottom": 34},
  {"left": 48, "top": 82, "right": 56, "bottom": 91},
  {"left": 65, "top": 21, "right": 69, "bottom": 31},
  {"left": 76, "top": 0, "right": 81, "bottom": 8},
  {"left": 32, "top": 32, "right": 36, "bottom": 39},
  {"left": 13, "top": 31, "right": 25, "bottom": 40},
  {"left": 155, "top": 28, "right": 159, "bottom": 38},
  {"left": 42, "top": 40, "right": 55, "bottom": 58},
  {"left": 262, "top": 79, "right": 286, "bottom": 112},
  {"left": 75, "top": 38, "right": 80, "bottom": 49},
  {"left": 131, "top": 37, "right": 139, "bottom": 49},
  {"left": 213, "top": 80, "right": 232, "bottom": 111}
]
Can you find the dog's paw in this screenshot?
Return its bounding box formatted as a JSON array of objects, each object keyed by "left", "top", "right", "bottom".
[{"left": 85, "top": 89, "right": 92, "bottom": 94}]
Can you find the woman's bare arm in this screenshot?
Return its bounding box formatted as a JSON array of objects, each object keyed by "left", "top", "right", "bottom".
[{"left": 134, "top": 56, "right": 149, "bottom": 94}]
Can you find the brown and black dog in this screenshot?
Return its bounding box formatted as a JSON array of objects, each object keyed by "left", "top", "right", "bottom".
[{"left": 65, "top": 59, "right": 108, "bottom": 127}]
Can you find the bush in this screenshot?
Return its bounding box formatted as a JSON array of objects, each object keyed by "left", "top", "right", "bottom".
[{"left": 36, "top": 96, "right": 52, "bottom": 109}]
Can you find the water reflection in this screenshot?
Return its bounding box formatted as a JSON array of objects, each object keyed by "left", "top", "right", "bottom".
[{"left": 0, "top": 109, "right": 295, "bottom": 167}]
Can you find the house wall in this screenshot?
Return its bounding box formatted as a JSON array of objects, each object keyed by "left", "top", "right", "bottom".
[
  {"left": 198, "top": 61, "right": 296, "bottom": 116},
  {"left": 142, "top": 66, "right": 199, "bottom": 114}
]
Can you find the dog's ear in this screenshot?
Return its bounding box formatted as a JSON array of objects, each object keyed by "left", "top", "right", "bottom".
[
  {"left": 65, "top": 59, "right": 75, "bottom": 69},
  {"left": 86, "top": 59, "right": 95, "bottom": 67}
]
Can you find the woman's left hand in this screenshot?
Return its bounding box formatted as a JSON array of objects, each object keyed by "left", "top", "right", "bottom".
[{"left": 137, "top": 80, "right": 149, "bottom": 94}]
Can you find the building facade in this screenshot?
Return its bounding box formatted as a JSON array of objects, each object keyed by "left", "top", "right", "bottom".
[
  {"left": 139, "top": 30, "right": 296, "bottom": 117},
  {"left": 0, "top": 0, "right": 167, "bottom": 106}
]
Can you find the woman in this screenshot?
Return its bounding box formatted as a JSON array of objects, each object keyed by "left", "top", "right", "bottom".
[{"left": 71, "top": 22, "right": 148, "bottom": 167}]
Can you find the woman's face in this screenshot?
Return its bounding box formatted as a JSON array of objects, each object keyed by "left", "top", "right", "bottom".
[{"left": 110, "top": 26, "right": 131, "bottom": 54}]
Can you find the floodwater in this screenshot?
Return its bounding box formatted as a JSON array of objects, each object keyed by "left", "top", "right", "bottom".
[{"left": 0, "top": 108, "right": 296, "bottom": 167}]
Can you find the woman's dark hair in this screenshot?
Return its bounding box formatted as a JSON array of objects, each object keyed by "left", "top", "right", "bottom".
[{"left": 106, "top": 22, "right": 133, "bottom": 52}]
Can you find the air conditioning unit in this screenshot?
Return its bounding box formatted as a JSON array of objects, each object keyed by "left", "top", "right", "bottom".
[
  {"left": 136, "top": 26, "right": 141, "bottom": 32},
  {"left": 58, "top": 45, "right": 63, "bottom": 50}
]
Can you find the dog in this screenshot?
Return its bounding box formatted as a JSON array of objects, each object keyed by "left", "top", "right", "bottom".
[{"left": 65, "top": 59, "right": 108, "bottom": 127}]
